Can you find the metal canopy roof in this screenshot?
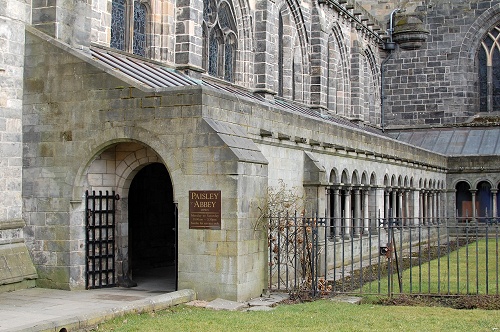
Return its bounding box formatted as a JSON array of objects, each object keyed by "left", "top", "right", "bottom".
[
  {"left": 90, "top": 47, "right": 198, "bottom": 88},
  {"left": 89, "top": 46, "right": 385, "bottom": 136},
  {"left": 387, "top": 127, "right": 500, "bottom": 156}
]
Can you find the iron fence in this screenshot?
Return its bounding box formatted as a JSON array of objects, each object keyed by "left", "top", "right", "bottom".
[{"left": 268, "top": 213, "right": 500, "bottom": 297}]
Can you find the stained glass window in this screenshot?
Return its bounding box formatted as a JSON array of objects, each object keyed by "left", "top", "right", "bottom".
[
  {"left": 133, "top": 1, "right": 147, "bottom": 56},
  {"left": 203, "top": 0, "right": 237, "bottom": 82},
  {"left": 208, "top": 30, "right": 220, "bottom": 76},
  {"left": 224, "top": 37, "right": 235, "bottom": 82},
  {"left": 111, "top": 0, "right": 126, "bottom": 51},
  {"left": 110, "top": 0, "right": 148, "bottom": 57},
  {"left": 478, "top": 26, "right": 500, "bottom": 112}
]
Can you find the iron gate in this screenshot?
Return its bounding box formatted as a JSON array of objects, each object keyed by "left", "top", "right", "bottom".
[{"left": 85, "top": 190, "right": 119, "bottom": 289}]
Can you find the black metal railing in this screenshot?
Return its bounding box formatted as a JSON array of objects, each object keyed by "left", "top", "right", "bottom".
[{"left": 268, "top": 213, "right": 499, "bottom": 297}]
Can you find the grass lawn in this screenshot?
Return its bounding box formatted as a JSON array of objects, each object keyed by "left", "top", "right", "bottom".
[
  {"left": 363, "top": 237, "right": 500, "bottom": 295},
  {"left": 96, "top": 237, "right": 500, "bottom": 331},
  {"left": 95, "top": 299, "right": 500, "bottom": 332}
]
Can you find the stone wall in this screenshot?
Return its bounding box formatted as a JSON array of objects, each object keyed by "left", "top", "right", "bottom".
[
  {"left": 0, "top": 0, "right": 38, "bottom": 291},
  {"left": 384, "top": 0, "right": 500, "bottom": 127}
]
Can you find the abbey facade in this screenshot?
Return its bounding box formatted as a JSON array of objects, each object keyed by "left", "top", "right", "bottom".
[{"left": 1, "top": 0, "right": 499, "bottom": 301}]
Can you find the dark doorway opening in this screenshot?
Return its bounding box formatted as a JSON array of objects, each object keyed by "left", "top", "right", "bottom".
[{"left": 129, "top": 163, "right": 176, "bottom": 292}]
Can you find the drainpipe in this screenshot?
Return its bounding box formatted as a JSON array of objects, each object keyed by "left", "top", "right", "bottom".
[{"left": 380, "top": 8, "right": 402, "bottom": 132}]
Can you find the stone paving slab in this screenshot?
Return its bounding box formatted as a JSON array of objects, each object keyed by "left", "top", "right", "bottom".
[
  {"left": 0, "top": 288, "right": 196, "bottom": 332},
  {"left": 330, "top": 295, "right": 363, "bottom": 305},
  {"left": 205, "top": 298, "right": 248, "bottom": 311}
]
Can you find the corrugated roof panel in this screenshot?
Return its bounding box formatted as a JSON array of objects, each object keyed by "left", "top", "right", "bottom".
[{"left": 90, "top": 47, "right": 197, "bottom": 89}]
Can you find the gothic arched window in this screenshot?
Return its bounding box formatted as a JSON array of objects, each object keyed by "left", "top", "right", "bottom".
[
  {"left": 111, "top": 0, "right": 148, "bottom": 57},
  {"left": 203, "top": 0, "right": 237, "bottom": 82},
  {"left": 478, "top": 25, "right": 500, "bottom": 112}
]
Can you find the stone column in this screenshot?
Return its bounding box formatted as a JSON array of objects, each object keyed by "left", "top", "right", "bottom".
[
  {"left": 422, "top": 191, "right": 428, "bottom": 225},
  {"left": 363, "top": 188, "right": 370, "bottom": 235},
  {"left": 412, "top": 188, "right": 420, "bottom": 225},
  {"left": 343, "top": 187, "right": 352, "bottom": 239},
  {"left": 353, "top": 187, "right": 361, "bottom": 238},
  {"left": 470, "top": 189, "right": 477, "bottom": 222},
  {"left": 428, "top": 191, "right": 434, "bottom": 225},
  {"left": 437, "top": 190, "right": 441, "bottom": 224},
  {"left": 374, "top": 186, "right": 384, "bottom": 234},
  {"left": 175, "top": 0, "right": 203, "bottom": 75},
  {"left": 32, "top": 0, "right": 91, "bottom": 50},
  {"left": 333, "top": 187, "right": 341, "bottom": 239},
  {"left": 253, "top": 0, "right": 277, "bottom": 98},
  {"left": 397, "top": 190, "right": 403, "bottom": 225},
  {"left": 384, "top": 188, "right": 391, "bottom": 226},
  {"left": 326, "top": 187, "right": 331, "bottom": 235},
  {"left": 492, "top": 189, "right": 498, "bottom": 222},
  {"left": 392, "top": 189, "right": 397, "bottom": 220},
  {"left": 404, "top": 190, "right": 410, "bottom": 226}
]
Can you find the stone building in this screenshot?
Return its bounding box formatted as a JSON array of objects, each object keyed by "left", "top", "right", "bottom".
[{"left": 0, "top": 0, "right": 499, "bottom": 301}]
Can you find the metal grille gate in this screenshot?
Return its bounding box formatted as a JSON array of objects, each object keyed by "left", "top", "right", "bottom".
[{"left": 85, "top": 190, "right": 119, "bottom": 289}]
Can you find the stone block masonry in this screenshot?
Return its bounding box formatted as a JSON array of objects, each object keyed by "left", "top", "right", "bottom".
[{"left": 0, "top": 0, "right": 38, "bottom": 291}]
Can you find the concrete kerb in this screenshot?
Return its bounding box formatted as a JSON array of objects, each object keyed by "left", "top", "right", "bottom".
[{"left": 9, "top": 289, "right": 196, "bottom": 332}]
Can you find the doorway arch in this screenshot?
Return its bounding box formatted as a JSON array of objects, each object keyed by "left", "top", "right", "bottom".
[{"left": 128, "top": 162, "right": 177, "bottom": 291}]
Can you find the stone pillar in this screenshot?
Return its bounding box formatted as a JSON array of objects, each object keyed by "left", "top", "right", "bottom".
[
  {"left": 413, "top": 188, "right": 420, "bottom": 225},
  {"left": 333, "top": 187, "right": 341, "bottom": 239},
  {"left": 492, "top": 189, "right": 498, "bottom": 222},
  {"left": 436, "top": 190, "right": 441, "bottom": 224},
  {"left": 404, "top": 190, "right": 410, "bottom": 226},
  {"left": 470, "top": 189, "right": 477, "bottom": 222},
  {"left": 363, "top": 188, "right": 370, "bottom": 235},
  {"left": 422, "top": 191, "right": 428, "bottom": 225},
  {"left": 429, "top": 191, "right": 434, "bottom": 224},
  {"left": 32, "top": 0, "right": 92, "bottom": 51},
  {"left": 253, "top": 0, "right": 277, "bottom": 98},
  {"left": 175, "top": 0, "right": 203, "bottom": 75},
  {"left": 397, "top": 190, "right": 403, "bottom": 225},
  {"left": 309, "top": 5, "right": 328, "bottom": 110},
  {"left": 353, "top": 187, "right": 361, "bottom": 238},
  {"left": 391, "top": 189, "right": 397, "bottom": 219},
  {"left": 384, "top": 188, "right": 391, "bottom": 223},
  {"left": 374, "top": 186, "right": 384, "bottom": 234},
  {"left": 343, "top": 187, "right": 352, "bottom": 239},
  {"left": 326, "top": 187, "right": 331, "bottom": 234},
  {"left": 0, "top": 0, "right": 38, "bottom": 291}
]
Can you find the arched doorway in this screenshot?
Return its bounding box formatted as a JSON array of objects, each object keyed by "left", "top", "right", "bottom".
[
  {"left": 456, "top": 181, "right": 472, "bottom": 220},
  {"left": 477, "top": 181, "right": 492, "bottom": 219},
  {"left": 128, "top": 163, "right": 177, "bottom": 291}
]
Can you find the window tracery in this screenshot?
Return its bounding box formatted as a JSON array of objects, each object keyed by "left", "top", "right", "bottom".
[
  {"left": 111, "top": 0, "right": 148, "bottom": 57},
  {"left": 203, "top": 0, "right": 237, "bottom": 82},
  {"left": 478, "top": 25, "right": 500, "bottom": 112}
]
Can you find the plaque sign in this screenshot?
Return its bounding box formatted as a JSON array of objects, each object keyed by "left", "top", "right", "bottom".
[{"left": 189, "top": 190, "right": 221, "bottom": 229}]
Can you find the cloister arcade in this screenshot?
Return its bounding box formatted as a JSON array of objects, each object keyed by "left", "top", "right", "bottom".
[
  {"left": 325, "top": 169, "right": 446, "bottom": 240},
  {"left": 455, "top": 179, "right": 500, "bottom": 221}
]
